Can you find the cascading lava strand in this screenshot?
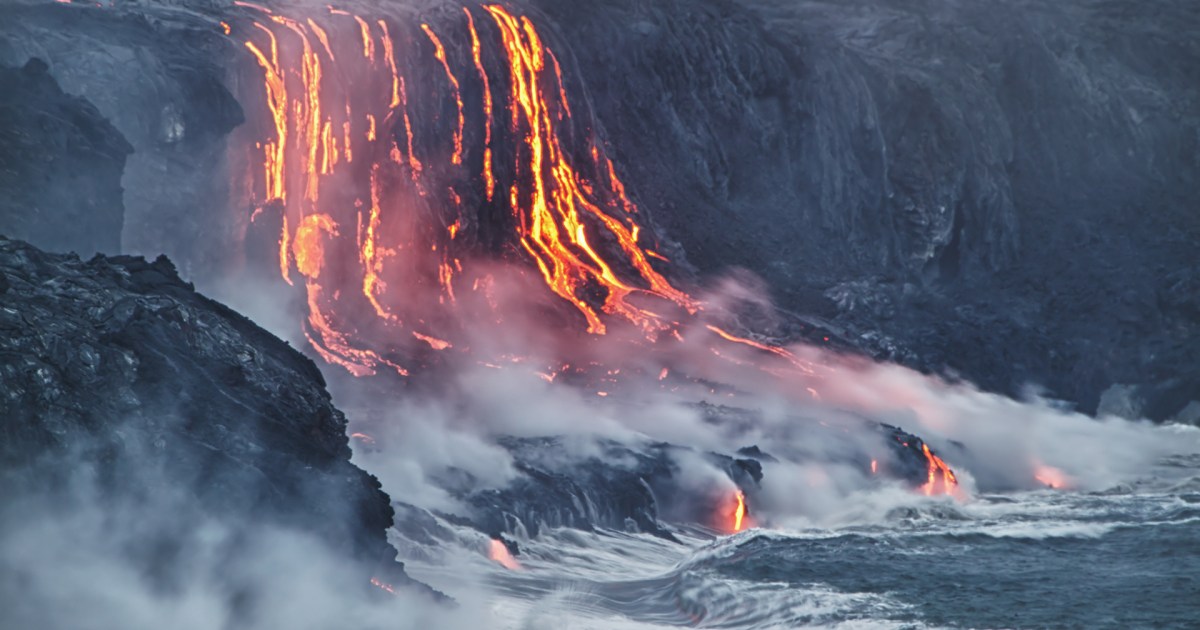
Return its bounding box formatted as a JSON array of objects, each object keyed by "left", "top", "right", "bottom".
[
  {"left": 481, "top": 5, "right": 697, "bottom": 336},
  {"left": 732, "top": 490, "right": 748, "bottom": 532}
]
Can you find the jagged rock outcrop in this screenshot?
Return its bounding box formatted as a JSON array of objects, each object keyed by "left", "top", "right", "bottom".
[
  {"left": 0, "top": 237, "right": 433, "bottom": 599},
  {"left": 0, "top": 58, "right": 131, "bottom": 255}
]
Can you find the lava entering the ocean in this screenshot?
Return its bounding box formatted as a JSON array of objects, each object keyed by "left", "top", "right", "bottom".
[
  {"left": 920, "top": 443, "right": 959, "bottom": 496},
  {"left": 732, "top": 489, "right": 749, "bottom": 532},
  {"left": 230, "top": 1, "right": 962, "bottom": 500},
  {"left": 488, "top": 539, "right": 521, "bottom": 570}
]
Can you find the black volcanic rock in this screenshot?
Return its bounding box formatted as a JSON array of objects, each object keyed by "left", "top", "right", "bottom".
[
  {"left": 3, "top": 0, "right": 1194, "bottom": 420},
  {"left": 0, "top": 58, "right": 131, "bottom": 255},
  {"left": 0, "top": 2, "right": 244, "bottom": 274},
  {"left": 413, "top": 417, "right": 948, "bottom": 543},
  {"left": 538, "top": 0, "right": 1200, "bottom": 418},
  {"left": 0, "top": 237, "right": 433, "bottom": 598}
]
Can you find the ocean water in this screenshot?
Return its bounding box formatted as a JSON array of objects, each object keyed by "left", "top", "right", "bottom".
[{"left": 404, "top": 456, "right": 1200, "bottom": 629}]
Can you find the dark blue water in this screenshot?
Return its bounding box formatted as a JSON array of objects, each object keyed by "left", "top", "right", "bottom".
[
  {"left": 704, "top": 502, "right": 1200, "bottom": 628},
  {"left": 423, "top": 483, "right": 1200, "bottom": 629},
  {"left": 664, "top": 488, "right": 1200, "bottom": 629}
]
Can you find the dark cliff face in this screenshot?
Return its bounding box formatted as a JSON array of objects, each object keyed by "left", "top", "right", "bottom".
[
  {"left": 535, "top": 0, "right": 1200, "bottom": 416},
  {"left": 0, "top": 2, "right": 243, "bottom": 273},
  {"left": 1, "top": 0, "right": 1196, "bottom": 420},
  {"left": 0, "top": 237, "right": 432, "bottom": 604},
  {"left": 541, "top": 0, "right": 1197, "bottom": 284},
  {"left": 0, "top": 58, "right": 131, "bottom": 256}
]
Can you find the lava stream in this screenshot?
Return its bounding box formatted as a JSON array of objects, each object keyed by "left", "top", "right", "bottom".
[{"left": 232, "top": 2, "right": 963, "bottom": 499}]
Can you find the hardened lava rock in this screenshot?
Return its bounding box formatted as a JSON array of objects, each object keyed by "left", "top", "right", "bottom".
[
  {"left": 0, "top": 236, "right": 435, "bottom": 598},
  {"left": 0, "top": 58, "right": 131, "bottom": 256}
]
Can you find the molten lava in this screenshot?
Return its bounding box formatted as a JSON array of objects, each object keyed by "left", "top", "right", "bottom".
[
  {"left": 483, "top": 4, "right": 697, "bottom": 336},
  {"left": 716, "top": 489, "right": 753, "bottom": 534},
  {"left": 235, "top": 2, "right": 825, "bottom": 382},
  {"left": 233, "top": 3, "right": 962, "bottom": 501},
  {"left": 920, "top": 443, "right": 958, "bottom": 496},
  {"left": 1034, "top": 464, "right": 1071, "bottom": 489},
  {"left": 488, "top": 539, "right": 521, "bottom": 570},
  {"left": 292, "top": 213, "right": 336, "bottom": 279},
  {"left": 464, "top": 8, "right": 494, "bottom": 200},
  {"left": 239, "top": 4, "right": 706, "bottom": 374},
  {"left": 369, "top": 577, "right": 396, "bottom": 595},
  {"left": 421, "top": 23, "right": 465, "bottom": 166}
]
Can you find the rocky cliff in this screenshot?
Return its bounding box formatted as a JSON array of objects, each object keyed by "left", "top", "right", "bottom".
[
  {"left": 536, "top": 0, "right": 1200, "bottom": 417},
  {"left": 0, "top": 2, "right": 242, "bottom": 273},
  {"left": 0, "top": 58, "right": 131, "bottom": 255},
  {"left": 1, "top": 0, "right": 1195, "bottom": 419},
  {"left": 0, "top": 236, "right": 436, "bottom": 614}
]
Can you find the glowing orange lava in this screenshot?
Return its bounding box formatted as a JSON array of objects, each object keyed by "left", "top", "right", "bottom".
[
  {"left": 1034, "top": 464, "right": 1071, "bottom": 490},
  {"left": 421, "top": 23, "right": 465, "bottom": 165},
  {"left": 292, "top": 213, "right": 336, "bottom": 279},
  {"left": 483, "top": 4, "right": 697, "bottom": 336},
  {"left": 369, "top": 577, "right": 396, "bottom": 594},
  {"left": 705, "top": 325, "right": 817, "bottom": 375},
  {"left": 920, "top": 443, "right": 958, "bottom": 496},
  {"left": 488, "top": 539, "right": 521, "bottom": 570},
  {"left": 240, "top": 5, "right": 708, "bottom": 374},
  {"left": 235, "top": 6, "right": 956, "bottom": 508},
  {"left": 465, "top": 8, "right": 494, "bottom": 200},
  {"left": 732, "top": 489, "right": 748, "bottom": 532}
]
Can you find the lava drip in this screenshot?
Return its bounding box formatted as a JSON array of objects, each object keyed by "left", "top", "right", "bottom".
[{"left": 921, "top": 443, "right": 959, "bottom": 496}]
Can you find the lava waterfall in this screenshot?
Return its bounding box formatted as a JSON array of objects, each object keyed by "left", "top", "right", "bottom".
[{"left": 233, "top": 4, "right": 698, "bottom": 376}]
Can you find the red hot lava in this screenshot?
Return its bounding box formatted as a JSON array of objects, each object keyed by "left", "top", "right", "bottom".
[
  {"left": 717, "top": 489, "right": 753, "bottom": 534},
  {"left": 920, "top": 443, "right": 959, "bottom": 496},
  {"left": 236, "top": 3, "right": 707, "bottom": 378},
  {"left": 231, "top": 2, "right": 963, "bottom": 502},
  {"left": 234, "top": 1, "right": 839, "bottom": 396},
  {"left": 488, "top": 538, "right": 521, "bottom": 570}
]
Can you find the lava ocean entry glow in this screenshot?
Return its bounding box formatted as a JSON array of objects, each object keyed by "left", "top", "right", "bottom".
[
  {"left": 731, "top": 490, "right": 750, "bottom": 533},
  {"left": 229, "top": 1, "right": 961, "bottom": 501},
  {"left": 488, "top": 539, "right": 522, "bottom": 570}
]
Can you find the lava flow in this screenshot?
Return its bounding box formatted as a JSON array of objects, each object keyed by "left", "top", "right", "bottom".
[
  {"left": 235, "top": 2, "right": 704, "bottom": 380},
  {"left": 230, "top": 1, "right": 961, "bottom": 499},
  {"left": 1034, "top": 464, "right": 1071, "bottom": 490},
  {"left": 488, "top": 539, "right": 521, "bottom": 570},
  {"left": 732, "top": 490, "right": 749, "bottom": 532},
  {"left": 233, "top": 1, "right": 831, "bottom": 390},
  {"left": 920, "top": 443, "right": 959, "bottom": 496},
  {"left": 716, "top": 489, "right": 753, "bottom": 533}
]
